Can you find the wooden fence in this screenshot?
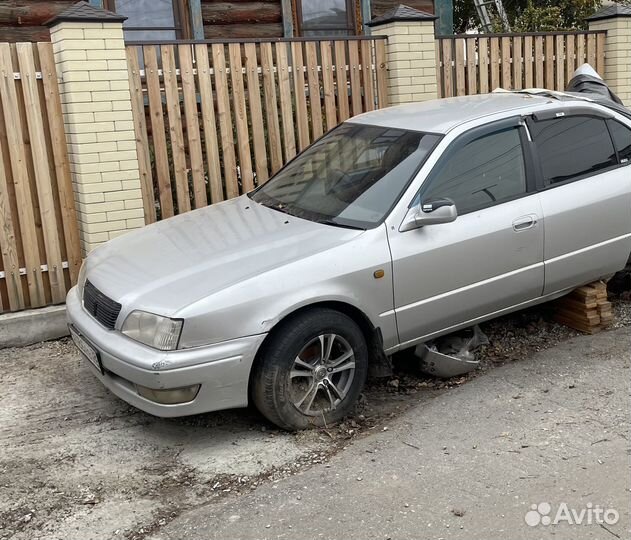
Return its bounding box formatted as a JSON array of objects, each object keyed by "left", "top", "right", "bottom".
[
  {"left": 437, "top": 31, "right": 607, "bottom": 98},
  {"left": 126, "top": 37, "right": 388, "bottom": 222},
  {"left": 0, "top": 42, "right": 81, "bottom": 314}
]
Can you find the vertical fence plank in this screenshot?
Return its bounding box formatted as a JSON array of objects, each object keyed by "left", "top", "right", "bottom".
[
  {"left": 442, "top": 39, "right": 453, "bottom": 97},
  {"left": 179, "top": 44, "right": 207, "bottom": 208},
  {"left": 596, "top": 32, "right": 606, "bottom": 77},
  {"left": 16, "top": 42, "right": 64, "bottom": 303},
  {"left": 261, "top": 42, "right": 283, "bottom": 175},
  {"left": 126, "top": 47, "right": 156, "bottom": 224},
  {"left": 0, "top": 43, "right": 43, "bottom": 307},
  {"left": 19, "top": 43, "right": 63, "bottom": 304},
  {"left": 38, "top": 42, "right": 81, "bottom": 283},
  {"left": 565, "top": 34, "right": 575, "bottom": 85},
  {"left": 162, "top": 45, "right": 190, "bottom": 212},
  {"left": 360, "top": 39, "right": 375, "bottom": 111},
  {"left": 228, "top": 43, "right": 254, "bottom": 193},
  {"left": 244, "top": 42, "right": 269, "bottom": 184},
  {"left": 555, "top": 35, "right": 564, "bottom": 90},
  {"left": 501, "top": 37, "right": 512, "bottom": 89},
  {"left": 291, "top": 42, "right": 310, "bottom": 151},
  {"left": 479, "top": 37, "right": 489, "bottom": 93},
  {"left": 437, "top": 39, "right": 444, "bottom": 97},
  {"left": 524, "top": 36, "right": 533, "bottom": 88},
  {"left": 545, "top": 35, "right": 555, "bottom": 89},
  {"left": 347, "top": 40, "right": 363, "bottom": 115},
  {"left": 334, "top": 41, "right": 350, "bottom": 120},
  {"left": 455, "top": 39, "right": 466, "bottom": 96},
  {"left": 320, "top": 41, "right": 338, "bottom": 130},
  {"left": 534, "top": 36, "right": 544, "bottom": 88},
  {"left": 512, "top": 36, "right": 522, "bottom": 89},
  {"left": 0, "top": 131, "right": 23, "bottom": 310},
  {"left": 275, "top": 42, "right": 297, "bottom": 161},
  {"left": 576, "top": 34, "right": 586, "bottom": 66},
  {"left": 144, "top": 46, "right": 174, "bottom": 219},
  {"left": 466, "top": 38, "right": 477, "bottom": 95},
  {"left": 304, "top": 41, "right": 323, "bottom": 141},
  {"left": 587, "top": 33, "right": 596, "bottom": 70},
  {"left": 374, "top": 39, "right": 388, "bottom": 107},
  {"left": 212, "top": 43, "right": 239, "bottom": 199},
  {"left": 490, "top": 38, "right": 500, "bottom": 90},
  {"left": 195, "top": 44, "right": 224, "bottom": 203}
]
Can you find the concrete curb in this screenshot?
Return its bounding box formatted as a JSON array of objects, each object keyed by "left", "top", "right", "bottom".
[{"left": 0, "top": 305, "right": 69, "bottom": 349}]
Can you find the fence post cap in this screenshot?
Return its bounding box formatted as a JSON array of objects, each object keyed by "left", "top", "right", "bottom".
[
  {"left": 367, "top": 4, "right": 438, "bottom": 27},
  {"left": 45, "top": 0, "right": 127, "bottom": 27},
  {"left": 586, "top": 4, "right": 631, "bottom": 22}
]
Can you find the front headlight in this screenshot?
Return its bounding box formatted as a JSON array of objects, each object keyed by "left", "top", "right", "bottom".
[
  {"left": 121, "top": 311, "right": 183, "bottom": 351},
  {"left": 76, "top": 260, "right": 87, "bottom": 299}
]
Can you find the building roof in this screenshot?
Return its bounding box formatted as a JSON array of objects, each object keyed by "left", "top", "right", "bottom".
[
  {"left": 45, "top": 1, "right": 126, "bottom": 27},
  {"left": 367, "top": 4, "right": 438, "bottom": 27},
  {"left": 586, "top": 4, "right": 631, "bottom": 21},
  {"left": 349, "top": 93, "right": 556, "bottom": 133}
]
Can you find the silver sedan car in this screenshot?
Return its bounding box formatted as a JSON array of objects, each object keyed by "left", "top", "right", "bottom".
[{"left": 67, "top": 90, "right": 631, "bottom": 430}]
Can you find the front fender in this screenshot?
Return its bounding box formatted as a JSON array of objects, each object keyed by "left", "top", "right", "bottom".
[{"left": 176, "top": 226, "right": 398, "bottom": 350}]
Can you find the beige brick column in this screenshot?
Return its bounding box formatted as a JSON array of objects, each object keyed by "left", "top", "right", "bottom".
[
  {"left": 367, "top": 5, "right": 439, "bottom": 105},
  {"left": 47, "top": 2, "right": 145, "bottom": 254},
  {"left": 588, "top": 6, "right": 631, "bottom": 108}
]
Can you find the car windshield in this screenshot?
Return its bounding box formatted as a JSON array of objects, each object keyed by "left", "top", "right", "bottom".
[{"left": 250, "top": 123, "right": 441, "bottom": 229}]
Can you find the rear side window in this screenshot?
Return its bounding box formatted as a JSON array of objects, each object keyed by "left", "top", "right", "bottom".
[
  {"left": 530, "top": 116, "right": 617, "bottom": 185},
  {"left": 607, "top": 119, "right": 631, "bottom": 164}
]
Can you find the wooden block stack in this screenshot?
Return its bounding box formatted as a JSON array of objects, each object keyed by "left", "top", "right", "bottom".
[{"left": 554, "top": 281, "right": 613, "bottom": 334}]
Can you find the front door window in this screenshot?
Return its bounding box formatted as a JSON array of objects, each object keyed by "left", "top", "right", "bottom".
[{"left": 422, "top": 126, "right": 527, "bottom": 214}]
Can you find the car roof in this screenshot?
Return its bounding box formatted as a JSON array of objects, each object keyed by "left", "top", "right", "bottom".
[{"left": 349, "top": 92, "right": 558, "bottom": 134}]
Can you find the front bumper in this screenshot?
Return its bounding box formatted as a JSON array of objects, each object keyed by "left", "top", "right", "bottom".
[{"left": 66, "top": 286, "right": 266, "bottom": 417}]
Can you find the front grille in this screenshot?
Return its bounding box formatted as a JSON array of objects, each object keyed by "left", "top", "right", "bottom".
[{"left": 83, "top": 280, "right": 122, "bottom": 330}]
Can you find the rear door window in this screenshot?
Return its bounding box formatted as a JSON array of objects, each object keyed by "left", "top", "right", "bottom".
[
  {"left": 529, "top": 116, "right": 617, "bottom": 186},
  {"left": 607, "top": 119, "right": 631, "bottom": 164}
]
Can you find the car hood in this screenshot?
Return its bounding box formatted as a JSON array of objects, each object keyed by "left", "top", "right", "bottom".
[{"left": 86, "top": 196, "right": 363, "bottom": 316}]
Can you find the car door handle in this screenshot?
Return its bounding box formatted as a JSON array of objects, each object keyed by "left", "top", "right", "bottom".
[{"left": 512, "top": 215, "right": 537, "bottom": 231}]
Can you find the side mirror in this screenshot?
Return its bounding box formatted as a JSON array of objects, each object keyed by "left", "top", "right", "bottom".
[{"left": 400, "top": 197, "right": 457, "bottom": 232}]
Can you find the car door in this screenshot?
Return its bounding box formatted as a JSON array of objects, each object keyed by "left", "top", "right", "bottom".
[
  {"left": 526, "top": 111, "right": 631, "bottom": 295},
  {"left": 387, "top": 117, "right": 545, "bottom": 346}
]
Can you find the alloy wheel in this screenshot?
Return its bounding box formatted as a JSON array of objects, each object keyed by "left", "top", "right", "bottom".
[{"left": 289, "top": 334, "right": 356, "bottom": 416}]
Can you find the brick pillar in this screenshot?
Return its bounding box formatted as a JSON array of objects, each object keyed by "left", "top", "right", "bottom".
[
  {"left": 367, "top": 5, "right": 439, "bottom": 105},
  {"left": 47, "top": 2, "right": 145, "bottom": 255},
  {"left": 588, "top": 5, "right": 631, "bottom": 108}
]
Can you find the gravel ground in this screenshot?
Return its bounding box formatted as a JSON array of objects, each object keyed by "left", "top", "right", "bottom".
[{"left": 1, "top": 279, "right": 629, "bottom": 540}]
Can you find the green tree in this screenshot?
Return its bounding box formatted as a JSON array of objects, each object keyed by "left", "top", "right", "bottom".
[{"left": 454, "top": 0, "right": 602, "bottom": 33}]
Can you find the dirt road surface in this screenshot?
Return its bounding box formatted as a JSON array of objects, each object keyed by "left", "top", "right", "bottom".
[
  {"left": 1, "top": 299, "right": 629, "bottom": 539},
  {"left": 153, "top": 328, "right": 631, "bottom": 540},
  {"left": 0, "top": 339, "right": 431, "bottom": 540}
]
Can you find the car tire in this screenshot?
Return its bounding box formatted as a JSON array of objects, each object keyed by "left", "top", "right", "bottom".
[{"left": 252, "top": 308, "right": 368, "bottom": 431}]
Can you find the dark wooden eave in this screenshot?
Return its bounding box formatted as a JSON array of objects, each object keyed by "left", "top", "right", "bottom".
[
  {"left": 44, "top": 1, "right": 126, "bottom": 27},
  {"left": 367, "top": 4, "right": 438, "bottom": 27},
  {"left": 586, "top": 4, "right": 631, "bottom": 22}
]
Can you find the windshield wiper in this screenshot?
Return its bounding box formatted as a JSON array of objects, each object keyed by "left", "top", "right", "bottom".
[
  {"left": 260, "top": 200, "right": 293, "bottom": 216},
  {"left": 316, "top": 219, "right": 364, "bottom": 230},
  {"left": 255, "top": 197, "right": 364, "bottom": 229}
]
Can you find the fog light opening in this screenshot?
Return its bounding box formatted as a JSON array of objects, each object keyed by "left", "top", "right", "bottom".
[{"left": 135, "top": 384, "right": 201, "bottom": 405}]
